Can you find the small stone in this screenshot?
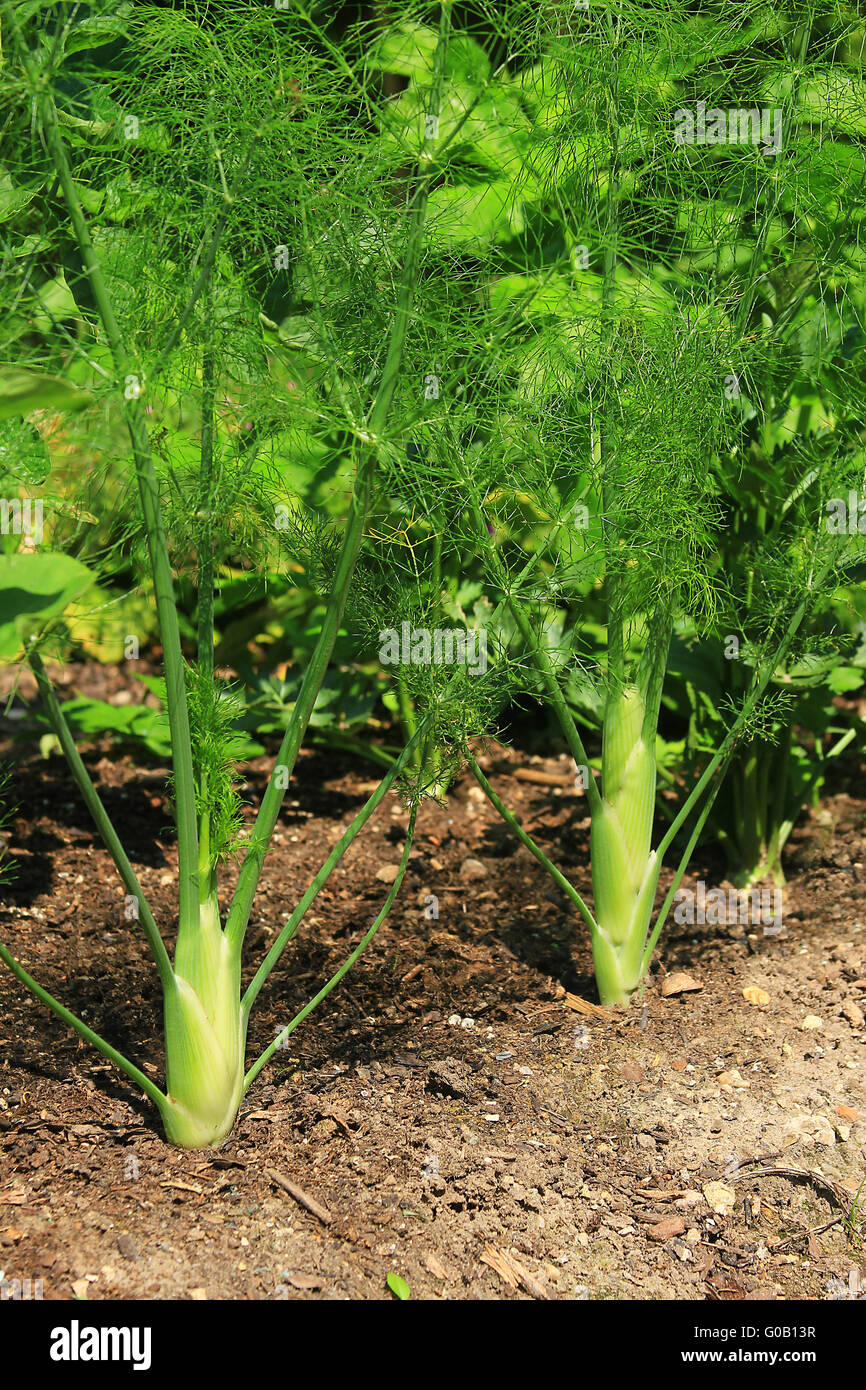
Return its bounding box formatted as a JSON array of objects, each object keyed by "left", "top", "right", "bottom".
[
  {"left": 460, "top": 857, "right": 488, "bottom": 881},
  {"left": 375, "top": 864, "right": 400, "bottom": 884},
  {"left": 661, "top": 972, "right": 702, "bottom": 997},
  {"left": 674, "top": 1191, "right": 705, "bottom": 1211},
  {"left": 717, "top": 1069, "right": 750, "bottom": 1090},
  {"left": 619, "top": 1062, "right": 646, "bottom": 1083},
  {"left": 841, "top": 1001, "right": 865, "bottom": 1028},
  {"left": 426, "top": 1058, "right": 474, "bottom": 1100},
  {"left": 801, "top": 1015, "right": 823, "bottom": 1030},
  {"left": 743, "top": 986, "right": 770, "bottom": 1006},
  {"left": 116, "top": 1233, "right": 138, "bottom": 1260},
  {"left": 781, "top": 1113, "right": 836, "bottom": 1146},
  {"left": 703, "top": 1181, "right": 737, "bottom": 1215}
]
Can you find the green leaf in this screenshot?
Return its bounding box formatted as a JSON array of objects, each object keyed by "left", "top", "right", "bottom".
[
  {"left": 427, "top": 180, "right": 526, "bottom": 247},
  {"left": 795, "top": 72, "right": 866, "bottom": 137},
  {"left": 0, "top": 553, "right": 96, "bottom": 662},
  {"left": 31, "top": 273, "right": 81, "bottom": 332},
  {"left": 0, "top": 174, "right": 44, "bottom": 224},
  {"left": 366, "top": 22, "right": 490, "bottom": 82},
  {"left": 386, "top": 1271, "right": 411, "bottom": 1300},
  {"left": 61, "top": 4, "right": 132, "bottom": 56},
  {"left": 826, "top": 666, "right": 865, "bottom": 696},
  {"left": 54, "top": 698, "right": 171, "bottom": 757},
  {"left": 0, "top": 368, "right": 92, "bottom": 420}
]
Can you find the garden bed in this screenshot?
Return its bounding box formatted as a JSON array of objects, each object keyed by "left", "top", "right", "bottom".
[{"left": 1, "top": 667, "right": 864, "bottom": 1301}]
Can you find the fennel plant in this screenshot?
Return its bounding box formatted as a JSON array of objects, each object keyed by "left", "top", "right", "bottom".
[
  {"left": 0, "top": 0, "right": 457, "bottom": 1147},
  {"left": 367, "top": 1, "right": 866, "bottom": 1004}
]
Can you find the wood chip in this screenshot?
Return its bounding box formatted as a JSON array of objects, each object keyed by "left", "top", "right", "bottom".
[
  {"left": 0, "top": 1190, "right": 26, "bottom": 1206},
  {"left": 267, "top": 1168, "right": 333, "bottom": 1226},
  {"left": 481, "top": 1244, "right": 548, "bottom": 1299},
  {"left": 835, "top": 1105, "right": 860, "bottom": 1122},
  {"left": 646, "top": 1216, "right": 685, "bottom": 1242},
  {"left": 661, "top": 971, "right": 702, "bottom": 997},
  {"left": 160, "top": 1179, "right": 203, "bottom": 1195},
  {"left": 423, "top": 1252, "right": 448, "bottom": 1281},
  {"left": 563, "top": 992, "right": 613, "bottom": 1019},
  {"left": 619, "top": 1061, "right": 646, "bottom": 1083},
  {"left": 512, "top": 768, "right": 570, "bottom": 787}
]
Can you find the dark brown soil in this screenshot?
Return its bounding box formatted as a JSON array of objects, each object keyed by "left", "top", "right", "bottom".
[{"left": 1, "top": 662, "right": 864, "bottom": 1301}]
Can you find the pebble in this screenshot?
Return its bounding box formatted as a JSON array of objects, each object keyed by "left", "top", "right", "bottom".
[
  {"left": 375, "top": 864, "right": 400, "bottom": 884},
  {"left": 460, "top": 858, "right": 488, "bottom": 880}
]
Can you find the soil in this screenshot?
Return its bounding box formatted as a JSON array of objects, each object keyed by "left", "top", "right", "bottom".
[{"left": 0, "top": 661, "right": 864, "bottom": 1302}]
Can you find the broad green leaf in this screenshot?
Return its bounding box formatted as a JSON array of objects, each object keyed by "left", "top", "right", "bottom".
[
  {"left": 54, "top": 698, "right": 171, "bottom": 757},
  {"left": 0, "top": 174, "right": 43, "bottom": 224},
  {"left": 61, "top": 4, "right": 132, "bottom": 56},
  {"left": 826, "top": 666, "right": 865, "bottom": 696},
  {"left": 386, "top": 1272, "right": 410, "bottom": 1300},
  {"left": 7, "top": 234, "right": 53, "bottom": 259},
  {"left": 795, "top": 72, "right": 866, "bottom": 137},
  {"left": 0, "top": 368, "right": 92, "bottom": 420},
  {"left": 0, "top": 552, "right": 96, "bottom": 662},
  {"left": 31, "top": 274, "right": 80, "bottom": 332},
  {"left": 427, "top": 180, "right": 526, "bottom": 247},
  {"left": 366, "top": 22, "right": 490, "bottom": 82}
]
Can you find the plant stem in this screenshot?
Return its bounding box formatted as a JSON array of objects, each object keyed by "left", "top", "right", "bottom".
[
  {"left": 224, "top": 5, "right": 453, "bottom": 952},
  {"left": 27, "top": 649, "right": 173, "bottom": 989},
  {"left": 243, "top": 805, "right": 417, "bottom": 1091},
  {"left": 4, "top": 10, "right": 201, "bottom": 933},
  {"left": 242, "top": 715, "right": 432, "bottom": 1015},
  {"left": 468, "top": 755, "right": 599, "bottom": 937},
  {"left": 0, "top": 936, "right": 167, "bottom": 1111}
]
